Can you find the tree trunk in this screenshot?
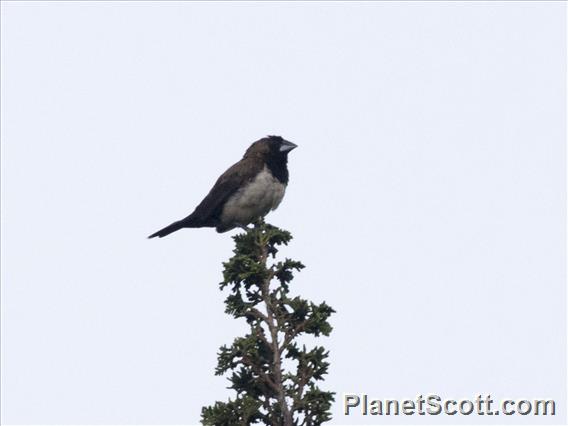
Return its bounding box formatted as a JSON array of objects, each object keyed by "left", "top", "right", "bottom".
[{"left": 260, "top": 240, "right": 293, "bottom": 426}]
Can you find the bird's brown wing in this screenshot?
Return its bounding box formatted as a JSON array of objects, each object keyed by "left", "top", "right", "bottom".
[
  {"left": 187, "top": 157, "right": 263, "bottom": 225},
  {"left": 148, "top": 156, "right": 264, "bottom": 238}
]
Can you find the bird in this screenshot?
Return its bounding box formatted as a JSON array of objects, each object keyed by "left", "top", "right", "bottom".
[{"left": 148, "top": 135, "right": 297, "bottom": 238}]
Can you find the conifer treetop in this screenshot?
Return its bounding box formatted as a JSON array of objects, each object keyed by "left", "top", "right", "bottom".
[{"left": 201, "top": 221, "right": 335, "bottom": 426}]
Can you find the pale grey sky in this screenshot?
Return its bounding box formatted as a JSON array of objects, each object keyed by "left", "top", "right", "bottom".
[{"left": 1, "top": 1, "right": 566, "bottom": 425}]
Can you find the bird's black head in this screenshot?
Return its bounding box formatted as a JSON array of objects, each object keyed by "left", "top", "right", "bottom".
[
  {"left": 266, "top": 135, "right": 298, "bottom": 156},
  {"left": 245, "top": 135, "right": 298, "bottom": 160},
  {"left": 244, "top": 135, "right": 297, "bottom": 184}
]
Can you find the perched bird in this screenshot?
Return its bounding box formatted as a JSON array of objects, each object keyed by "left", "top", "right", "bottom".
[{"left": 148, "top": 135, "right": 297, "bottom": 238}]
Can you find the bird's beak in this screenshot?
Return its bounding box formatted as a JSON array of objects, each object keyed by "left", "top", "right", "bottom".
[{"left": 280, "top": 140, "right": 298, "bottom": 153}]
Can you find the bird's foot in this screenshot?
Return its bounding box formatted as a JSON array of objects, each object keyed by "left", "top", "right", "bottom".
[{"left": 252, "top": 217, "right": 266, "bottom": 229}]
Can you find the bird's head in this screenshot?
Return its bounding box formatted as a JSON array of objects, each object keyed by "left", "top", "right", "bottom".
[{"left": 245, "top": 135, "right": 298, "bottom": 160}]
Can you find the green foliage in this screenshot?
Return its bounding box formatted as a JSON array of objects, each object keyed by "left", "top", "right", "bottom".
[{"left": 201, "top": 220, "right": 335, "bottom": 425}]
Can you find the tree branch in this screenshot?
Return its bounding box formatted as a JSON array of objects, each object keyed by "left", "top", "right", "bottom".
[
  {"left": 280, "top": 319, "right": 309, "bottom": 355},
  {"left": 241, "top": 354, "right": 279, "bottom": 394}
]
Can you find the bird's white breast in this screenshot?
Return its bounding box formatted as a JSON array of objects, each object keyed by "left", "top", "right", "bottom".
[{"left": 221, "top": 166, "right": 286, "bottom": 226}]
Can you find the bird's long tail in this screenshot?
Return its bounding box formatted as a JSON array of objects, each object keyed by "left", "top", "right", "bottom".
[{"left": 148, "top": 220, "right": 186, "bottom": 239}]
